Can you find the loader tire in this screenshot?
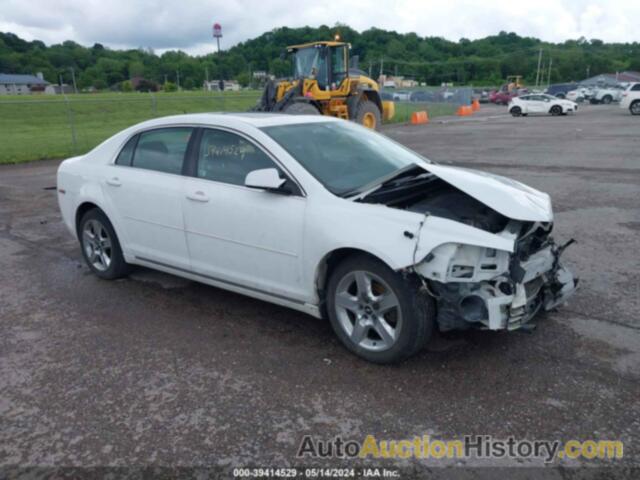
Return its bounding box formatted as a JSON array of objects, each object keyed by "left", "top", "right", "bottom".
[
  {"left": 282, "top": 102, "right": 320, "bottom": 115},
  {"left": 355, "top": 100, "right": 381, "bottom": 130}
]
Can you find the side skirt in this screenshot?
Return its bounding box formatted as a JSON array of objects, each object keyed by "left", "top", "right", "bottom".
[{"left": 132, "top": 256, "right": 322, "bottom": 319}]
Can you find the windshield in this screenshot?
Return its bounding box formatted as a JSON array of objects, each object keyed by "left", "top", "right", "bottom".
[
  {"left": 293, "top": 47, "right": 327, "bottom": 86},
  {"left": 261, "top": 121, "right": 430, "bottom": 195}
]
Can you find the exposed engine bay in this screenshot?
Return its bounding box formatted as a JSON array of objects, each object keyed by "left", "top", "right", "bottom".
[{"left": 361, "top": 173, "right": 578, "bottom": 331}]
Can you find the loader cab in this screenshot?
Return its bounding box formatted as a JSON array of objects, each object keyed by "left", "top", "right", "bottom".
[{"left": 288, "top": 42, "right": 349, "bottom": 90}]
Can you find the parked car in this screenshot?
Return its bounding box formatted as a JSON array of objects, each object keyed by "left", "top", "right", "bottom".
[
  {"left": 590, "top": 86, "right": 623, "bottom": 104},
  {"left": 489, "top": 88, "right": 528, "bottom": 105},
  {"left": 565, "top": 87, "right": 595, "bottom": 103},
  {"left": 393, "top": 90, "right": 411, "bottom": 101},
  {"left": 620, "top": 82, "right": 640, "bottom": 115},
  {"left": 380, "top": 90, "right": 394, "bottom": 101},
  {"left": 409, "top": 90, "right": 435, "bottom": 102},
  {"left": 57, "top": 114, "right": 577, "bottom": 364},
  {"left": 472, "top": 88, "right": 490, "bottom": 103},
  {"left": 545, "top": 83, "right": 578, "bottom": 99},
  {"left": 508, "top": 94, "right": 578, "bottom": 116}
]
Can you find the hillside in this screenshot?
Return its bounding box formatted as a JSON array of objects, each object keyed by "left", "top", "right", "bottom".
[{"left": 1, "top": 26, "right": 639, "bottom": 89}]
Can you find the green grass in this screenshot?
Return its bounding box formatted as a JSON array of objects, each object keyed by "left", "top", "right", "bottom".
[
  {"left": 0, "top": 91, "right": 456, "bottom": 164},
  {"left": 389, "top": 102, "right": 458, "bottom": 123},
  {"left": 0, "top": 91, "right": 260, "bottom": 164}
]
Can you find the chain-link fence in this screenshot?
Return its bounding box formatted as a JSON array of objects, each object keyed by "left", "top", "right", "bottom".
[
  {"left": 0, "top": 92, "right": 262, "bottom": 164},
  {"left": 0, "top": 88, "right": 473, "bottom": 164},
  {"left": 382, "top": 86, "right": 473, "bottom": 122}
]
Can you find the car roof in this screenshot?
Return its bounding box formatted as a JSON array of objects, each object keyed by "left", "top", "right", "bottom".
[{"left": 128, "top": 112, "right": 338, "bottom": 130}]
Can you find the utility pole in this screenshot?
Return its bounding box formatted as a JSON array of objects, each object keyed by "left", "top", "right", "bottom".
[
  {"left": 379, "top": 57, "right": 384, "bottom": 81},
  {"left": 69, "top": 67, "right": 78, "bottom": 94},
  {"left": 176, "top": 70, "right": 180, "bottom": 90},
  {"left": 368, "top": 61, "right": 372, "bottom": 78},
  {"left": 547, "top": 58, "right": 553, "bottom": 86},
  {"left": 535, "top": 48, "right": 543, "bottom": 88}
]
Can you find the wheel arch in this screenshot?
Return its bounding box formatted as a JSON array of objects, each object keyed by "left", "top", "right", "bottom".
[
  {"left": 314, "top": 247, "right": 397, "bottom": 319},
  {"left": 75, "top": 201, "right": 102, "bottom": 238},
  {"left": 348, "top": 89, "right": 383, "bottom": 119}
]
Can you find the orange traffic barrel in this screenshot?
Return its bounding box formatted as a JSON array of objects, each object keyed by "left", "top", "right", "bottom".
[
  {"left": 410, "top": 110, "right": 429, "bottom": 125},
  {"left": 472, "top": 99, "right": 480, "bottom": 111},
  {"left": 457, "top": 105, "right": 472, "bottom": 116}
]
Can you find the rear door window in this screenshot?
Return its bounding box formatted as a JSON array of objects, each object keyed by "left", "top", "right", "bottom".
[{"left": 132, "top": 128, "right": 193, "bottom": 175}]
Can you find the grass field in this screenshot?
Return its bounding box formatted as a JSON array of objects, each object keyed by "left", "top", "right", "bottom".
[{"left": 0, "top": 91, "right": 456, "bottom": 164}]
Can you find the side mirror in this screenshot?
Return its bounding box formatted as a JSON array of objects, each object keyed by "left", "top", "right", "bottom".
[{"left": 245, "top": 168, "right": 287, "bottom": 192}]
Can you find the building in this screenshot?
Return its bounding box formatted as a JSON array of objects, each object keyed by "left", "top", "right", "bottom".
[
  {"left": 203, "top": 79, "right": 241, "bottom": 92},
  {"left": 44, "top": 84, "right": 75, "bottom": 95},
  {"left": 377, "top": 75, "right": 418, "bottom": 89},
  {"left": 580, "top": 71, "right": 640, "bottom": 87},
  {"left": 0, "top": 73, "right": 49, "bottom": 95}
]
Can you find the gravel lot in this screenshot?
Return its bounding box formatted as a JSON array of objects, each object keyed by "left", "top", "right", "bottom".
[{"left": 1, "top": 103, "right": 638, "bottom": 478}]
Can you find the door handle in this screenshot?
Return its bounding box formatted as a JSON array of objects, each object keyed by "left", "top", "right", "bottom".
[
  {"left": 106, "top": 177, "right": 122, "bottom": 187},
  {"left": 186, "top": 191, "right": 210, "bottom": 202}
]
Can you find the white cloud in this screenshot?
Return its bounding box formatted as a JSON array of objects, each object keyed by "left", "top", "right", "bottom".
[{"left": 0, "top": 0, "right": 638, "bottom": 54}]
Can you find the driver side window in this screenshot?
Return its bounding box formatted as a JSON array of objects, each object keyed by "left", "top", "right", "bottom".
[{"left": 196, "top": 129, "right": 277, "bottom": 186}]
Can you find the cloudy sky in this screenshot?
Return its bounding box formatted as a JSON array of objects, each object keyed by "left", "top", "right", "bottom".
[{"left": 1, "top": 0, "right": 638, "bottom": 55}]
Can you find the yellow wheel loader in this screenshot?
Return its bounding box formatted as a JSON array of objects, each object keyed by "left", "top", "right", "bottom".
[{"left": 254, "top": 41, "right": 394, "bottom": 130}]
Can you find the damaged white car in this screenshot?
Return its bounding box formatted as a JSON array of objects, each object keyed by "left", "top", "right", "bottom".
[{"left": 57, "top": 114, "right": 577, "bottom": 364}]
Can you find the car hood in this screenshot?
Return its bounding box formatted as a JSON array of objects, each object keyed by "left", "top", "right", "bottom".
[{"left": 417, "top": 163, "right": 553, "bottom": 222}]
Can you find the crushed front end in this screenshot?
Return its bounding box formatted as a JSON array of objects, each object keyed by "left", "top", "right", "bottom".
[{"left": 414, "top": 220, "right": 578, "bottom": 331}]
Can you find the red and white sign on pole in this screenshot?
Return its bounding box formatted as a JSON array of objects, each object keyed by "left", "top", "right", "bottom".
[{"left": 213, "top": 23, "right": 222, "bottom": 53}]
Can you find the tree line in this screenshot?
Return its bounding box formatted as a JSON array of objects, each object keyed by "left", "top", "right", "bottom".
[{"left": 1, "top": 25, "right": 638, "bottom": 91}]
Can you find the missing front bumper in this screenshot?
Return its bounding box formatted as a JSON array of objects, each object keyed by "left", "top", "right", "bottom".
[{"left": 430, "top": 246, "right": 578, "bottom": 332}]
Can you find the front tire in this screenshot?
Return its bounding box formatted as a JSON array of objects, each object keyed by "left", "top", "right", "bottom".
[
  {"left": 550, "top": 105, "right": 562, "bottom": 116},
  {"left": 602, "top": 95, "right": 612, "bottom": 104},
  {"left": 79, "top": 209, "right": 131, "bottom": 280},
  {"left": 354, "top": 99, "right": 382, "bottom": 130},
  {"left": 630, "top": 101, "right": 640, "bottom": 115},
  {"left": 326, "top": 255, "right": 435, "bottom": 364}
]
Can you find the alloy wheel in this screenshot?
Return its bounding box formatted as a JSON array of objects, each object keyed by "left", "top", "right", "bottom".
[
  {"left": 82, "top": 219, "right": 112, "bottom": 272},
  {"left": 334, "top": 270, "right": 402, "bottom": 352}
]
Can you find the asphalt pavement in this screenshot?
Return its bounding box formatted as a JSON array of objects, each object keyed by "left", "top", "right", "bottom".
[{"left": 1, "top": 103, "right": 638, "bottom": 478}]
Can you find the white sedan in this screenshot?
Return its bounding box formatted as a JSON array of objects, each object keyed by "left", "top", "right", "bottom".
[
  {"left": 57, "top": 114, "right": 577, "bottom": 363},
  {"left": 509, "top": 94, "right": 578, "bottom": 117}
]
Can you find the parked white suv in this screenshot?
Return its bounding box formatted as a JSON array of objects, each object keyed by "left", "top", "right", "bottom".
[
  {"left": 590, "top": 86, "right": 623, "bottom": 104},
  {"left": 620, "top": 82, "right": 640, "bottom": 115}
]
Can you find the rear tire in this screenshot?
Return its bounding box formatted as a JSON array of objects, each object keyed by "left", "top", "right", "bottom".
[
  {"left": 354, "top": 99, "right": 381, "bottom": 130},
  {"left": 282, "top": 102, "right": 320, "bottom": 115},
  {"left": 630, "top": 101, "right": 640, "bottom": 115},
  {"left": 79, "top": 209, "right": 131, "bottom": 280},
  {"left": 326, "top": 254, "right": 435, "bottom": 364},
  {"left": 510, "top": 106, "right": 522, "bottom": 117}
]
